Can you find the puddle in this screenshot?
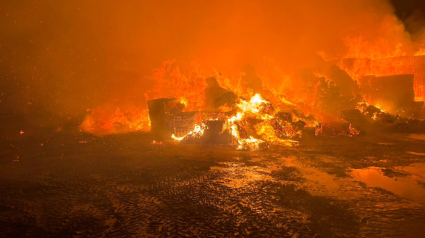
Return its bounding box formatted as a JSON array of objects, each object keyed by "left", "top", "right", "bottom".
[
  {"left": 351, "top": 167, "right": 425, "bottom": 203},
  {"left": 284, "top": 157, "right": 339, "bottom": 191},
  {"left": 283, "top": 157, "right": 360, "bottom": 199},
  {"left": 376, "top": 142, "right": 395, "bottom": 146},
  {"left": 406, "top": 134, "right": 425, "bottom": 141},
  {"left": 397, "top": 163, "right": 425, "bottom": 183},
  {"left": 407, "top": 151, "right": 425, "bottom": 156}
]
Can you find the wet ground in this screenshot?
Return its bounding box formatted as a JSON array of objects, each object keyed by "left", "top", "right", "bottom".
[{"left": 1, "top": 117, "right": 425, "bottom": 237}]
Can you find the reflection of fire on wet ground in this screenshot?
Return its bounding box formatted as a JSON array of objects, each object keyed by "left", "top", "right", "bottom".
[
  {"left": 3, "top": 126, "right": 425, "bottom": 237},
  {"left": 209, "top": 154, "right": 425, "bottom": 204},
  {"left": 210, "top": 161, "right": 275, "bottom": 188},
  {"left": 351, "top": 164, "right": 425, "bottom": 203},
  {"left": 205, "top": 151, "right": 425, "bottom": 237}
]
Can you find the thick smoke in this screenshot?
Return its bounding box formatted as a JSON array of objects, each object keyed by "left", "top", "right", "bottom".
[
  {"left": 0, "top": 0, "right": 423, "bottom": 123},
  {"left": 391, "top": 0, "right": 425, "bottom": 40}
]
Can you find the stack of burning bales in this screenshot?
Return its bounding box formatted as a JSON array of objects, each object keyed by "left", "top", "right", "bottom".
[
  {"left": 340, "top": 55, "right": 425, "bottom": 107},
  {"left": 146, "top": 56, "right": 425, "bottom": 150},
  {"left": 80, "top": 55, "right": 425, "bottom": 145},
  {"left": 147, "top": 98, "right": 233, "bottom": 144},
  {"left": 342, "top": 102, "right": 425, "bottom": 133},
  {"left": 147, "top": 94, "right": 358, "bottom": 150},
  {"left": 338, "top": 55, "right": 425, "bottom": 133}
]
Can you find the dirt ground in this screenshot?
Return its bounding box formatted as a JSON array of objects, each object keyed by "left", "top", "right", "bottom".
[{"left": 1, "top": 116, "right": 425, "bottom": 237}]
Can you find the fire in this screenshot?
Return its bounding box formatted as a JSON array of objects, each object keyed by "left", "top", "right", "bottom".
[
  {"left": 171, "top": 123, "right": 207, "bottom": 141},
  {"left": 355, "top": 101, "right": 389, "bottom": 121},
  {"left": 80, "top": 107, "right": 150, "bottom": 135},
  {"left": 223, "top": 94, "right": 300, "bottom": 151},
  {"left": 169, "top": 93, "right": 301, "bottom": 150},
  {"left": 223, "top": 95, "right": 268, "bottom": 150},
  {"left": 237, "top": 136, "right": 268, "bottom": 151},
  {"left": 149, "top": 60, "right": 207, "bottom": 111},
  {"left": 280, "top": 96, "right": 297, "bottom": 107},
  {"left": 179, "top": 97, "right": 189, "bottom": 107},
  {"left": 338, "top": 55, "right": 425, "bottom": 104},
  {"left": 356, "top": 101, "right": 385, "bottom": 113},
  {"left": 237, "top": 94, "right": 269, "bottom": 113},
  {"left": 151, "top": 140, "right": 163, "bottom": 145},
  {"left": 374, "top": 104, "right": 385, "bottom": 112},
  {"left": 81, "top": 48, "right": 424, "bottom": 149},
  {"left": 80, "top": 61, "right": 207, "bottom": 136},
  {"left": 415, "top": 49, "right": 425, "bottom": 56}
]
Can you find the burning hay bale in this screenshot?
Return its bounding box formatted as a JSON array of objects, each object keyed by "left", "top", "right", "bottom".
[
  {"left": 314, "top": 123, "right": 362, "bottom": 137},
  {"left": 205, "top": 77, "right": 237, "bottom": 110},
  {"left": 325, "top": 65, "right": 360, "bottom": 97},
  {"left": 202, "top": 120, "right": 232, "bottom": 144},
  {"left": 223, "top": 94, "right": 304, "bottom": 149},
  {"left": 275, "top": 112, "right": 292, "bottom": 122},
  {"left": 359, "top": 74, "right": 417, "bottom": 116},
  {"left": 167, "top": 111, "right": 202, "bottom": 138},
  {"left": 148, "top": 97, "right": 233, "bottom": 143},
  {"left": 150, "top": 79, "right": 425, "bottom": 150},
  {"left": 148, "top": 98, "right": 186, "bottom": 139},
  {"left": 342, "top": 103, "right": 425, "bottom": 133},
  {"left": 269, "top": 117, "right": 303, "bottom": 140},
  {"left": 341, "top": 109, "right": 371, "bottom": 130},
  {"left": 340, "top": 55, "right": 425, "bottom": 101},
  {"left": 214, "top": 92, "right": 238, "bottom": 109},
  {"left": 147, "top": 93, "right": 306, "bottom": 150}
]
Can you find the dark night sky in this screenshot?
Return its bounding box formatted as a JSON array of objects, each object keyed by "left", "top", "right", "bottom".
[{"left": 391, "top": 0, "right": 425, "bottom": 37}]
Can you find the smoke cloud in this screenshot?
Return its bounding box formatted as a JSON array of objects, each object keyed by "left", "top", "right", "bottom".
[{"left": 0, "top": 0, "right": 423, "bottom": 121}]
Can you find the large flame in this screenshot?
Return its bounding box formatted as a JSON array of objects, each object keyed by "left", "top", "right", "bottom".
[
  {"left": 80, "top": 107, "right": 150, "bottom": 136},
  {"left": 224, "top": 94, "right": 300, "bottom": 150},
  {"left": 169, "top": 93, "right": 303, "bottom": 150}
]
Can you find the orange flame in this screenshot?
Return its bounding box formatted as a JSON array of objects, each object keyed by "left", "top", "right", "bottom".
[
  {"left": 224, "top": 94, "right": 300, "bottom": 151},
  {"left": 171, "top": 123, "right": 207, "bottom": 141}
]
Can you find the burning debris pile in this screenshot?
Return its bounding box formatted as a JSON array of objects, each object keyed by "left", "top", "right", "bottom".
[
  {"left": 343, "top": 102, "right": 425, "bottom": 133},
  {"left": 148, "top": 93, "right": 304, "bottom": 151},
  {"left": 144, "top": 66, "right": 373, "bottom": 151},
  {"left": 81, "top": 55, "right": 425, "bottom": 151}
]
